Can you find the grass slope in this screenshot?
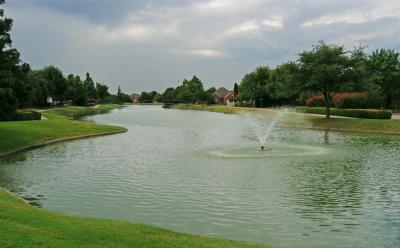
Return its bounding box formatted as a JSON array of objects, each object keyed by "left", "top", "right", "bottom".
[
  {"left": 0, "top": 104, "right": 126, "bottom": 154},
  {"left": 0, "top": 189, "right": 268, "bottom": 248},
  {"left": 170, "top": 104, "right": 400, "bottom": 134}
]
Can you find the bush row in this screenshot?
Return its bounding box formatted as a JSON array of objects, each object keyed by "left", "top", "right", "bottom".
[
  {"left": 305, "top": 92, "right": 384, "bottom": 109},
  {"left": 15, "top": 111, "right": 42, "bottom": 121},
  {"left": 295, "top": 106, "right": 392, "bottom": 119}
]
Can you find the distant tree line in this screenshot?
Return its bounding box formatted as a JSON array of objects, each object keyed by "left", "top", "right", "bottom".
[
  {"left": 138, "top": 76, "right": 215, "bottom": 104},
  {"left": 0, "top": 1, "right": 131, "bottom": 121},
  {"left": 237, "top": 41, "right": 400, "bottom": 118}
]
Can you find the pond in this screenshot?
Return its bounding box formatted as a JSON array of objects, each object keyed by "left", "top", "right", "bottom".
[{"left": 1, "top": 105, "right": 399, "bottom": 248}]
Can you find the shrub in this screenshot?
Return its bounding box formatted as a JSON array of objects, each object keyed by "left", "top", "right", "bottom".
[
  {"left": 15, "top": 111, "right": 42, "bottom": 121},
  {"left": 295, "top": 106, "right": 392, "bottom": 119},
  {"left": 334, "top": 93, "right": 368, "bottom": 109},
  {"left": 305, "top": 95, "right": 325, "bottom": 107}
]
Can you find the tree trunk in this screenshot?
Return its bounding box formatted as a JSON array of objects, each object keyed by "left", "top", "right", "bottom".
[
  {"left": 324, "top": 92, "right": 331, "bottom": 119},
  {"left": 386, "top": 93, "right": 392, "bottom": 109}
]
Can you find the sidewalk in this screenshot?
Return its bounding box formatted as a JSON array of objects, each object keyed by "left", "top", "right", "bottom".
[{"left": 392, "top": 113, "right": 400, "bottom": 120}]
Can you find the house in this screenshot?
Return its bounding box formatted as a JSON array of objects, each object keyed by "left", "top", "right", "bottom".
[
  {"left": 212, "top": 87, "right": 230, "bottom": 104},
  {"left": 224, "top": 91, "right": 235, "bottom": 107},
  {"left": 131, "top": 94, "right": 140, "bottom": 103},
  {"left": 46, "top": 96, "right": 54, "bottom": 106}
]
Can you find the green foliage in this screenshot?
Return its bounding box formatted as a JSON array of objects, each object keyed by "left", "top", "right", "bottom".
[
  {"left": 67, "top": 74, "right": 88, "bottom": 106},
  {"left": 296, "top": 41, "right": 352, "bottom": 118},
  {"left": 0, "top": 87, "right": 17, "bottom": 121},
  {"left": 368, "top": 49, "right": 400, "bottom": 108},
  {"left": 140, "top": 91, "right": 159, "bottom": 103},
  {"left": 160, "top": 87, "right": 175, "bottom": 103},
  {"left": 40, "top": 66, "right": 67, "bottom": 103},
  {"left": 153, "top": 92, "right": 161, "bottom": 102},
  {"left": 96, "top": 82, "right": 109, "bottom": 101},
  {"left": 295, "top": 106, "right": 392, "bottom": 119},
  {"left": 0, "top": 1, "right": 19, "bottom": 118},
  {"left": 15, "top": 110, "right": 41, "bottom": 121},
  {"left": 268, "top": 62, "right": 300, "bottom": 104},
  {"left": 84, "top": 72, "right": 97, "bottom": 100},
  {"left": 239, "top": 66, "right": 271, "bottom": 107}
]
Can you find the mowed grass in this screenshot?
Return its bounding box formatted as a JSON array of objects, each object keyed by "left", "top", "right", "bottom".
[
  {"left": 170, "top": 104, "right": 400, "bottom": 134},
  {"left": 0, "top": 189, "right": 269, "bottom": 248},
  {"left": 0, "top": 104, "right": 126, "bottom": 154}
]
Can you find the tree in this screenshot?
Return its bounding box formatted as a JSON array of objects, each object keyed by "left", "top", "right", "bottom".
[
  {"left": 39, "top": 65, "right": 67, "bottom": 104},
  {"left": 186, "top": 75, "right": 204, "bottom": 102},
  {"left": 0, "top": 0, "right": 20, "bottom": 119},
  {"left": 84, "top": 72, "right": 97, "bottom": 100},
  {"left": 368, "top": 49, "right": 400, "bottom": 108},
  {"left": 67, "top": 74, "right": 88, "bottom": 106},
  {"left": 268, "top": 62, "right": 300, "bottom": 104},
  {"left": 239, "top": 66, "right": 271, "bottom": 107},
  {"left": 233, "top": 83, "right": 239, "bottom": 96},
  {"left": 174, "top": 84, "right": 191, "bottom": 103},
  {"left": 96, "top": 83, "right": 109, "bottom": 101},
  {"left": 153, "top": 92, "right": 161, "bottom": 103},
  {"left": 161, "top": 87, "right": 175, "bottom": 103},
  {"left": 296, "top": 41, "right": 352, "bottom": 118}
]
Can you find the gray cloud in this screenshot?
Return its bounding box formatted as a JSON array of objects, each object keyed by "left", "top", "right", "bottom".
[{"left": 6, "top": 0, "right": 400, "bottom": 93}]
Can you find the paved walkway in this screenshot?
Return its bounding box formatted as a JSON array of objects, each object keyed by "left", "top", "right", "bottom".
[{"left": 392, "top": 113, "right": 400, "bottom": 120}]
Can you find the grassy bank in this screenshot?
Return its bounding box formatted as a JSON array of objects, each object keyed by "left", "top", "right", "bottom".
[
  {"left": 0, "top": 104, "right": 126, "bottom": 155},
  {"left": 169, "top": 104, "right": 400, "bottom": 135},
  {"left": 0, "top": 189, "right": 267, "bottom": 248}
]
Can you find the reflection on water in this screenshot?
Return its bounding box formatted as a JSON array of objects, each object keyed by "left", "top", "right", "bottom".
[{"left": 0, "top": 105, "right": 399, "bottom": 248}]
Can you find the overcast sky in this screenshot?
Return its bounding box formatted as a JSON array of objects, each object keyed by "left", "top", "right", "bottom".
[{"left": 5, "top": 0, "right": 400, "bottom": 93}]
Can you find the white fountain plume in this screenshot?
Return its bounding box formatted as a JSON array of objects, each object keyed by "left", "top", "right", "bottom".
[{"left": 241, "top": 108, "right": 286, "bottom": 146}]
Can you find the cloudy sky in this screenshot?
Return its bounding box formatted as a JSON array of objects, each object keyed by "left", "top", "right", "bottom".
[{"left": 5, "top": 0, "right": 400, "bottom": 93}]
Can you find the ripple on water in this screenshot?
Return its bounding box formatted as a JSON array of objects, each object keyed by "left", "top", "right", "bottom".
[{"left": 208, "top": 143, "right": 330, "bottom": 159}]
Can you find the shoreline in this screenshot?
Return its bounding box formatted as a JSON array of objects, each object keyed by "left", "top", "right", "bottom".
[
  {"left": 169, "top": 104, "right": 400, "bottom": 136},
  {"left": 0, "top": 129, "right": 127, "bottom": 158}
]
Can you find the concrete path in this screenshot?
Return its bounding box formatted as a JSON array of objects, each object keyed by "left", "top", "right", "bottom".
[{"left": 392, "top": 113, "right": 400, "bottom": 120}]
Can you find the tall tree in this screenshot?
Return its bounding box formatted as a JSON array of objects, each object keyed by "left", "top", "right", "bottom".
[
  {"left": 0, "top": 0, "right": 20, "bottom": 120},
  {"left": 233, "top": 83, "right": 239, "bottom": 96},
  {"left": 96, "top": 82, "right": 109, "bottom": 101},
  {"left": 84, "top": 72, "right": 97, "bottom": 100},
  {"left": 239, "top": 66, "right": 271, "bottom": 107},
  {"left": 39, "top": 65, "right": 67, "bottom": 105},
  {"left": 187, "top": 75, "right": 204, "bottom": 102},
  {"left": 268, "top": 62, "right": 300, "bottom": 104},
  {"left": 368, "top": 49, "right": 400, "bottom": 108},
  {"left": 296, "top": 41, "right": 352, "bottom": 118},
  {"left": 161, "top": 87, "right": 175, "bottom": 103},
  {"left": 67, "top": 74, "right": 87, "bottom": 106}
]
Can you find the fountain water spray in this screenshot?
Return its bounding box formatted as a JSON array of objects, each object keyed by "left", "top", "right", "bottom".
[{"left": 240, "top": 108, "right": 286, "bottom": 149}]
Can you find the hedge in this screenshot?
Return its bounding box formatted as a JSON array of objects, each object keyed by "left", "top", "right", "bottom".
[
  {"left": 15, "top": 111, "right": 42, "bottom": 121},
  {"left": 295, "top": 106, "right": 392, "bottom": 119}
]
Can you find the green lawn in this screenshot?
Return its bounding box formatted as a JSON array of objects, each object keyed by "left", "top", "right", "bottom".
[
  {"left": 0, "top": 104, "right": 126, "bottom": 154},
  {"left": 169, "top": 104, "right": 400, "bottom": 135},
  {"left": 0, "top": 189, "right": 268, "bottom": 248}
]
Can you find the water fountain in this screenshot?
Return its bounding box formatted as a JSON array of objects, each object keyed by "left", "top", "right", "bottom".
[
  {"left": 208, "top": 108, "right": 329, "bottom": 158},
  {"left": 240, "top": 108, "right": 285, "bottom": 151}
]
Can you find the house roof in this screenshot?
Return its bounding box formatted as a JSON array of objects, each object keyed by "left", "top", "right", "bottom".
[
  {"left": 224, "top": 91, "right": 234, "bottom": 100},
  {"left": 213, "top": 87, "right": 230, "bottom": 98}
]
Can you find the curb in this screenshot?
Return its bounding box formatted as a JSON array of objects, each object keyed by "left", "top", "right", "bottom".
[{"left": 0, "top": 129, "right": 127, "bottom": 158}]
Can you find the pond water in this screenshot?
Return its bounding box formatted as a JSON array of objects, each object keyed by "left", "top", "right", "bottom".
[{"left": 1, "top": 105, "right": 399, "bottom": 248}]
